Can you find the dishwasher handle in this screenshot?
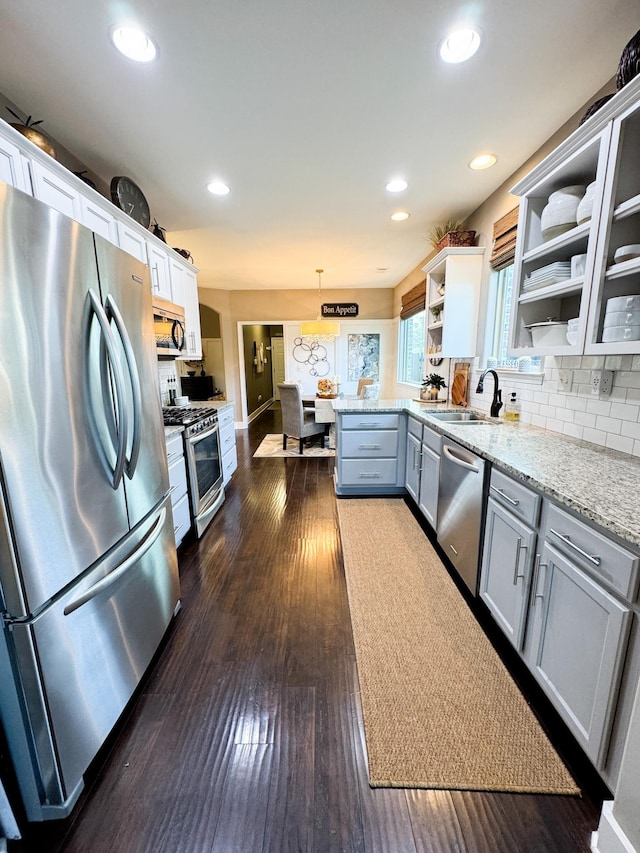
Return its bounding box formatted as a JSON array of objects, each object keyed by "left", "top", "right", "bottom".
[{"left": 442, "top": 443, "right": 482, "bottom": 473}]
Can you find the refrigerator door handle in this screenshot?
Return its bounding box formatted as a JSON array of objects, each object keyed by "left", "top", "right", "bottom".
[
  {"left": 105, "top": 294, "right": 143, "bottom": 479},
  {"left": 83, "top": 289, "right": 129, "bottom": 489},
  {"left": 63, "top": 506, "right": 167, "bottom": 616}
]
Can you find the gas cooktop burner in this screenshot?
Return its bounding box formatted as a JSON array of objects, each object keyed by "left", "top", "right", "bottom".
[{"left": 163, "top": 406, "right": 219, "bottom": 426}]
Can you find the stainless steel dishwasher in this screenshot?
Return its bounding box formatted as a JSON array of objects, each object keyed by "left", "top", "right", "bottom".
[{"left": 437, "top": 438, "right": 486, "bottom": 594}]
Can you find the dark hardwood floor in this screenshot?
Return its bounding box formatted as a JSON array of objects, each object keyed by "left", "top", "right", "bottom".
[{"left": 12, "top": 407, "right": 602, "bottom": 852}]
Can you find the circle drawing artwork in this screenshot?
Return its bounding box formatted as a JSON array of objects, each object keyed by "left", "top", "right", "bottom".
[{"left": 292, "top": 337, "right": 331, "bottom": 377}]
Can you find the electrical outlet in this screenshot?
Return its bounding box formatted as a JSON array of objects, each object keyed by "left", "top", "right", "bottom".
[
  {"left": 591, "top": 369, "right": 614, "bottom": 397},
  {"left": 558, "top": 369, "right": 573, "bottom": 391}
]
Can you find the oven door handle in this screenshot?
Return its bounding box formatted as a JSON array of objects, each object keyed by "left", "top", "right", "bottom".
[{"left": 186, "top": 422, "right": 219, "bottom": 447}]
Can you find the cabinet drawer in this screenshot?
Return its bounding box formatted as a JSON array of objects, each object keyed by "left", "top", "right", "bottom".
[
  {"left": 220, "top": 423, "right": 236, "bottom": 452},
  {"left": 171, "top": 492, "right": 191, "bottom": 548},
  {"left": 222, "top": 444, "right": 238, "bottom": 483},
  {"left": 218, "top": 406, "right": 234, "bottom": 429},
  {"left": 341, "top": 458, "right": 398, "bottom": 485},
  {"left": 544, "top": 502, "right": 639, "bottom": 601},
  {"left": 168, "top": 455, "right": 188, "bottom": 501},
  {"left": 489, "top": 468, "right": 540, "bottom": 527},
  {"left": 408, "top": 416, "right": 422, "bottom": 439},
  {"left": 165, "top": 431, "right": 184, "bottom": 459},
  {"left": 422, "top": 424, "right": 441, "bottom": 455},
  {"left": 341, "top": 430, "right": 398, "bottom": 458},
  {"left": 341, "top": 413, "right": 400, "bottom": 430}
]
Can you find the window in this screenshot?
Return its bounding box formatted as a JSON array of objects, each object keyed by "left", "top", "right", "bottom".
[
  {"left": 485, "top": 265, "right": 541, "bottom": 371},
  {"left": 398, "top": 310, "right": 425, "bottom": 384}
]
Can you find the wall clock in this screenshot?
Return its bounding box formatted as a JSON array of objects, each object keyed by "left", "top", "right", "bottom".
[{"left": 110, "top": 176, "right": 151, "bottom": 228}]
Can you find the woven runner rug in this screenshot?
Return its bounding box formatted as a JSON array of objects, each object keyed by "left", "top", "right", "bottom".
[
  {"left": 336, "top": 497, "right": 579, "bottom": 794},
  {"left": 253, "top": 433, "right": 334, "bottom": 458}
]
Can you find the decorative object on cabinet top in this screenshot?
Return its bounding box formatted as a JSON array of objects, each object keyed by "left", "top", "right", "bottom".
[
  {"left": 429, "top": 218, "right": 476, "bottom": 252},
  {"left": 151, "top": 219, "right": 167, "bottom": 242},
  {"left": 579, "top": 93, "right": 615, "bottom": 125},
  {"left": 6, "top": 108, "right": 55, "bottom": 158},
  {"left": 173, "top": 247, "right": 194, "bottom": 263},
  {"left": 110, "top": 175, "right": 151, "bottom": 228},
  {"left": 616, "top": 28, "right": 640, "bottom": 90}
]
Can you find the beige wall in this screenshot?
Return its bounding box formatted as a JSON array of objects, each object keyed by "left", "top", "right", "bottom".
[{"left": 198, "top": 286, "right": 394, "bottom": 421}]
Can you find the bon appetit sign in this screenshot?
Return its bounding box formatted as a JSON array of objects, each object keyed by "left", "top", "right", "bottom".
[{"left": 321, "top": 303, "right": 359, "bottom": 318}]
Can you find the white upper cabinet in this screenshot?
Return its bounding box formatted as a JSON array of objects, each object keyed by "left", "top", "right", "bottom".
[
  {"left": 509, "top": 75, "right": 640, "bottom": 356},
  {"left": 423, "top": 247, "right": 485, "bottom": 358},
  {"left": 30, "top": 159, "right": 82, "bottom": 221},
  {"left": 168, "top": 256, "right": 187, "bottom": 307},
  {"left": 147, "top": 241, "right": 172, "bottom": 301},
  {"left": 0, "top": 133, "right": 31, "bottom": 193},
  {"left": 79, "top": 195, "right": 118, "bottom": 243},
  {"left": 181, "top": 266, "right": 202, "bottom": 359}
]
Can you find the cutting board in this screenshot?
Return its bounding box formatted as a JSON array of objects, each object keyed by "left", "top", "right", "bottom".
[{"left": 451, "top": 363, "right": 469, "bottom": 407}]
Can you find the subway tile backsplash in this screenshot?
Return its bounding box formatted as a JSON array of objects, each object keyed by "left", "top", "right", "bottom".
[{"left": 464, "top": 356, "right": 640, "bottom": 458}]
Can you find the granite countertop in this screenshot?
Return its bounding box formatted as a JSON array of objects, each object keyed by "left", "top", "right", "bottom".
[{"left": 333, "top": 398, "right": 640, "bottom": 548}]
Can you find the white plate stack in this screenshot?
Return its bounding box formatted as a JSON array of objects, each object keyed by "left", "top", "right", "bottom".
[
  {"left": 602, "top": 295, "right": 640, "bottom": 342},
  {"left": 523, "top": 261, "right": 572, "bottom": 292}
]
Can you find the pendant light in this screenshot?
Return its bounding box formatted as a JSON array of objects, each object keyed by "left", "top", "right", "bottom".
[{"left": 300, "top": 269, "right": 340, "bottom": 341}]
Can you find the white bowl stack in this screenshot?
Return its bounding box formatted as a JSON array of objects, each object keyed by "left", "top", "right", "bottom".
[
  {"left": 566, "top": 317, "right": 580, "bottom": 346},
  {"left": 602, "top": 295, "right": 640, "bottom": 342}
]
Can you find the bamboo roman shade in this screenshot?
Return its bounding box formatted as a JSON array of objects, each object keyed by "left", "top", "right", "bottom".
[
  {"left": 490, "top": 206, "right": 519, "bottom": 271},
  {"left": 400, "top": 280, "right": 426, "bottom": 319}
]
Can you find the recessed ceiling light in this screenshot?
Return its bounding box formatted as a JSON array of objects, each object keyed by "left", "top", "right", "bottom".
[
  {"left": 469, "top": 153, "right": 497, "bottom": 170},
  {"left": 390, "top": 211, "right": 410, "bottom": 221},
  {"left": 376, "top": 267, "right": 389, "bottom": 272},
  {"left": 386, "top": 179, "right": 408, "bottom": 193},
  {"left": 207, "top": 180, "right": 230, "bottom": 196},
  {"left": 439, "top": 27, "right": 482, "bottom": 64},
  {"left": 110, "top": 26, "right": 158, "bottom": 62}
]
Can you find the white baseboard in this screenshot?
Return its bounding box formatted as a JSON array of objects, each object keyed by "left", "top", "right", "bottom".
[{"left": 591, "top": 801, "right": 637, "bottom": 853}]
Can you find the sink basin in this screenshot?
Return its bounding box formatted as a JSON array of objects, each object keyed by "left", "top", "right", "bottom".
[{"left": 429, "top": 411, "right": 488, "bottom": 422}]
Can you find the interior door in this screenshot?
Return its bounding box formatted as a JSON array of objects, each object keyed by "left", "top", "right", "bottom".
[{"left": 271, "top": 336, "right": 285, "bottom": 399}]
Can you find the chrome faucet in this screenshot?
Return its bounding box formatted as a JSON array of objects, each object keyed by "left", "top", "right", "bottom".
[{"left": 476, "top": 369, "right": 503, "bottom": 417}]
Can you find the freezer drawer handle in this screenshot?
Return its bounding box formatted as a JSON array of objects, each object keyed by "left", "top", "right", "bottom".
[
  {"left": 83, "top": 289, "right": 129, "bottom": 489},
  {"left": 105, "top": 294, "right": 143, "bottom": 479},
  {"left": 549, "top": 529, "right": 602, "bottom": 566},
  {"left": 442, "top": 444, "right": 481, "bottom": 472},
  {"left": 63, "top": 507, "right": 167, "bottom": 616}
]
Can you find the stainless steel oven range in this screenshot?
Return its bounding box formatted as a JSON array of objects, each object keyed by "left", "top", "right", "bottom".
[{"left": 163, "top": 407, "right": 224, "bottom": 537}]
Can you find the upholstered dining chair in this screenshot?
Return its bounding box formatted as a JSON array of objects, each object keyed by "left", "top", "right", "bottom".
[
  {"left": 357, "top": 378, "right": 374, "bottom": 398},
  {"left": 277, "top": 382, "right": 326, "bottom": 453}
]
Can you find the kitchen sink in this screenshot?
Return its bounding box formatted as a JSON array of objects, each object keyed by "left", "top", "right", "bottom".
[{"left": 428, "top": 411, "right": 494, "bottom": 423}]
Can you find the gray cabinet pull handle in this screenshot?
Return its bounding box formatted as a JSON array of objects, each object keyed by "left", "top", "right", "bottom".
[
  {"left": 359, "top": 444, "right": 381, "bottom": 450},
  {"left": 490, "top": 484, "right": 520, "bottom": 506},
  {"left": 549, "top": 529, "right": 602, "bottom": 566},
  {"left": 532, "top": 555, "right": 547, "bottom": 604},
  {"left": 512, "top": 537, "right": 525, "bottom": 584}
]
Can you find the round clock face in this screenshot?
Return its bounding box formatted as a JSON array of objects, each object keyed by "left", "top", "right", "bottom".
[{"left": 110, "top": 176, "right": 151, "bottom": 228}]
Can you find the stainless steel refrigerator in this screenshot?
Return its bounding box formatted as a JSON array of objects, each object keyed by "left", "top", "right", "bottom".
[{"left": 0, "top": 183, "right": 180, "bottom": 822}]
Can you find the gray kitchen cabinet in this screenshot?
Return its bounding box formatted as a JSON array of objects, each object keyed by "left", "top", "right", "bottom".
[
  {"left": 335, "top": 411, "right": 406, "bottom": 495},
  {"left": 405, "top": 416, "right": 440, "bottom": 529},
  {"left": 480, "top": 498, "right": 537, "bottom": 651},
  {"left": 480, "top": 469, "right": 540, "bottom": 650},
  {"left": 525, "top": 539, "right": 631, "bottom": 767}
]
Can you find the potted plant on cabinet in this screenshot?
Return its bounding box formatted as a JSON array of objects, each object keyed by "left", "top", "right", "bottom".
[
  {"left": 428, "top": 219, "right": 476, "bottom": 253},
  {"left": 421, "top": 373, "right": 447, "bottom": 401}
]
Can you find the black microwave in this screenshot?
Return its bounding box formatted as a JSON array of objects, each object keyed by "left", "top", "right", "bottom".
[{"left": 153, "top": 297, "right": 186, "bottom": 357}]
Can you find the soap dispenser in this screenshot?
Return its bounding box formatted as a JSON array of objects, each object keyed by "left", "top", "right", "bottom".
[{"left": 505, "top": 392, "right": 521, "bottom": 421}]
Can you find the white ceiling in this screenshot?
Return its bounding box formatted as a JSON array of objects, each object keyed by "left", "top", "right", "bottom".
[{"left": 0, "top": 1, "right": 638, "bottom": 290}]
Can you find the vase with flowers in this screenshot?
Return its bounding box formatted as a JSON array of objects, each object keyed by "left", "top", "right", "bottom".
[{"left": 421, "top": 373, "right": 447, "bottom": 401}]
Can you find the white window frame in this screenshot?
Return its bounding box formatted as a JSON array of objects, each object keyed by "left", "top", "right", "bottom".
[
  {"left": 397, "top": 310, "right": 425, "bottom": 386},
  {"left": 483, "top": 264, "right": 544, "bottom": 379}
]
